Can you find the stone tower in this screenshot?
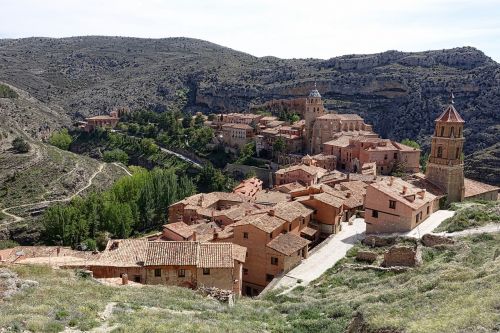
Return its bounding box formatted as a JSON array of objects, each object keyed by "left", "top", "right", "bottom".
[
  {"left": 304, "top": 84, "right": 325, "bottom": 153},
  {"left": 425, "top": 94, "right": 465, "bottom": 203}
]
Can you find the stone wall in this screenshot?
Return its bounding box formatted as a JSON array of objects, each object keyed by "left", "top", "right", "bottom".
[{"left": 382, "top": 246, "right": 422, "bottom": 267}]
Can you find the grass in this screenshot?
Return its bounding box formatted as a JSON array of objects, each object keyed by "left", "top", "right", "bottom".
[
  {"left": 435, "top": 201, "right": 500, "bottom": 233},
  {"left": 0, "top": 84, "right": 18, "bottom": 98},
  {"left": 1, "top": 234, "right": 499, "bottom": 332}
]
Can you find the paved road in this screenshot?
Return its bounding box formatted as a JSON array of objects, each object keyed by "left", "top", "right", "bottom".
[
  {"left": 270, "top": 218, "right": 366, "bottom": 294},
  {"left": 158, "top": 147, "right": 202, "bottom": 169},
  {"left": 403, "top": 210, "right": 455, "bottom": 238}
]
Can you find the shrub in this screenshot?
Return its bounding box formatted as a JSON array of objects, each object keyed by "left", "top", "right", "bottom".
[
  {"left": 12, "top": 136, "right": 30, "bottom": 153},
  {"left": 0, "top": 84, "right": 18, "bottom": 98},
  {"left": 0, "top": 239, "right": 19, "bottom": 250},
  {"left": 49, "top": 128, "right": 73, "bottom": 150},
  {"left": 103, "top": 148, "right": 129, "bottom": 164}
]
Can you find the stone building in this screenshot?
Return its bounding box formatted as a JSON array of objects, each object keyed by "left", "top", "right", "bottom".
[
  {"left": 81, "top": 110, "right": 120, "bottom": 132},
  {"left": 274, "top": 164, "right": 328, "bottom": 186},
  {"left": 231, "top": 201, "right": 314, "bottom": 296},
  {"left": 364, "top": 177, "right": 439, "bottom": 234},
  {"left": 87, "top": 239, "right": 247, "bottom": 295},
  {"left": 425, "top": 95, "right": 465, "bottom": 204},
  {"left": 221, "top": 123, "right": 255, "bottom": 149}
]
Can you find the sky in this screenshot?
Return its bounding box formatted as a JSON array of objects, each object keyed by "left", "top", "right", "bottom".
[{"left": 1, "top": 0, "right": 500, "bottom": 62}]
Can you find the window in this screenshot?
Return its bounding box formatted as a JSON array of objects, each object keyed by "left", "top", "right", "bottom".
[
  {"left": 450, "top": 127, "right": 454, "bottom": 137},
  {"left": 154, "top": 269, "right": 161, "bottom": 277},
  {"left": 289, "top": 224, "right": 292, "bottom": 231},
  {"left": 271, "top": 257, "right": 278, "bottom": 265},
  {"left": 302, "top": 217, "right": 306, "bottom": 225},
  {"left": 269, "top": 232, "right": 273, "bottom": 239},
  {"left": 384, "top": 154, "right": 388, "bottom": 160},
  {"left": 372, "top": 210, "right": 379, "bottom": 218},
  {"left": 458, "top": 128, "right": 461, "bottom": 137},
  {"left": 243, "top": 268, "right": 248, "bottom": 275},
  {"left": 134, "top": 276, "right": 141, "bottom": 283},
  {"left": 243, "top": 232, "right": 248, "bottom": 239},
  {"left": 456, "top": 147, "right": 460, "bottom": 159},
  {"left": 266, "top": 274, "right": 274, "bottom": 282},
  {"left": 178, "top": 269, "right": 185, "bottom": 277},
  {"left": 389, "top": 200, "right": 396, "bottom": 209},
  {"left": 437, "top": 146, "right": 443, "bottom": 158},
  {"left": 203, "top": 268, "right": 210, "bottom": 275},
  {"left": 394, "top": 152, "right": 398, "bottom": 159},
  {"left": 440, "top": 126, "right": 444, "bottom": 136},
  {"left": 426, "top": 206, "right": 430, "bottom": 215}
]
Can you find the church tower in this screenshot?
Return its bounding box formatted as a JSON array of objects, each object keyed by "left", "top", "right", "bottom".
[
  {"left": 425, "top": 93, "right": 465, "bottom": 203},
  {"left": 304, "top": 84, "right": 325, "bottom": 153}
]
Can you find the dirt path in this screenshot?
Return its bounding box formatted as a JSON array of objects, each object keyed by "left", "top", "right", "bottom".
[
  {"left": 432, "top": 223, "right": 500, "bottom": 237},
  {"left": 1, "top": 163, "right": 105, "bottom": 225},
  {"left": 112, "top": 162, "right": 132, "bottom": 176}
]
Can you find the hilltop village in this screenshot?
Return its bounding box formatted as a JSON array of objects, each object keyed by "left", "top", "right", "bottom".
[{"left": 1, "top": 88, "right": 498, "bottom": 298}]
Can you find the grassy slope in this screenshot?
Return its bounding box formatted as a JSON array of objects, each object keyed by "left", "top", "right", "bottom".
[
  {"left": 1, "top": 234, "right": 498, "bottom": 333},
  {"left": 435, "top": 201, "right": 500, "bottom": 233}
]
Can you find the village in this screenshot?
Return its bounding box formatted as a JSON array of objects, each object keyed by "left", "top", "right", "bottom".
[{"left": 1, "top": 88, "right": 498, "bottom": 299}]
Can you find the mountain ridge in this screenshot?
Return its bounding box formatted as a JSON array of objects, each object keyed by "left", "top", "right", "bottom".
[{"left": 0, "top": 36, "right": 498, "bottom": 184}]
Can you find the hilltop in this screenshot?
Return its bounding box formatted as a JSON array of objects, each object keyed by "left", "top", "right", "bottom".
[{"left": 0, "top": 37, "right": 499, "bottom": 185}]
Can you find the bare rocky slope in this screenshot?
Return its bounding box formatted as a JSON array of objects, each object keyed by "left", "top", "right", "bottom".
[{"left": 0, "top": 36, "right": 498, "bottom": 184}]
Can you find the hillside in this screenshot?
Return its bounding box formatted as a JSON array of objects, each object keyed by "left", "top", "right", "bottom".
[
  {"left": 0, "top": 84, "right": 129, "bottom": 243},
  {"left": 0, "top": 233, "right": 498, "bottom": 332},
  {"left": 0, "top": 37, "right": 499, "bottom": 184}
]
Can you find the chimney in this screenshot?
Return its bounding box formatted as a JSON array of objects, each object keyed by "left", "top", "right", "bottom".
[
  {"left": 346, "top": 192, "right": 351, "bottom": 198},
  {"left": 402, "top": 186, "right": 407, "bottom": 195},
  {"left": 269, "top": 209, "right": 275, "bottom": 216},
  {"left": 418, "top": 189, "right": 426, "bottom": 199},
  {"left": 309, "top": 194, "right": 315, "bottom": 200},
  {"left": 213, "top": 230, "right": 219, "bottom": 240},
  {"left": 192, "top": 231, "right": 197, "bottom": 241},
  {"left": 121, "top": 273, "right": 128, "bottom": 285},
  {"left": 389, "top": 176, "right": 394, "bottom": 186},
  {"left": 347, "top": 173, "right": 350, "bottom": 181}
]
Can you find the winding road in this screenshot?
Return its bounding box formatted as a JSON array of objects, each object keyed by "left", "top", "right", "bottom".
[{"left": 1, "top": 163, "right": 105, "bottom": 226}]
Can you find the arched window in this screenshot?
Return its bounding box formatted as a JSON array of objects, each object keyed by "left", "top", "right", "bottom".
[
  {"left": 458, "top": 128, "right": 461, "bottom": 137},
  {"left": 450, "top": 127, "right": 454, "bottom": 137},
  {"left": 437, "top": 146, "right": 443, "bottom": 158},
  {"left": 440, "top": 127, "right": 445, "bottom": 136},
  {"left": 456, "top": 147, "right": 460, "bottom": 159}
]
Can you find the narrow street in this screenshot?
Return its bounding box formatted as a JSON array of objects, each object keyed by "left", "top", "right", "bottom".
[{"left": 269, "top": 218, "right": 366, "bottom": 294}]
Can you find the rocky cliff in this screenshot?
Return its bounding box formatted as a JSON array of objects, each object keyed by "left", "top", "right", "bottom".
[{"left": 0, "top": 37, "right": 498, "bottom": 184}]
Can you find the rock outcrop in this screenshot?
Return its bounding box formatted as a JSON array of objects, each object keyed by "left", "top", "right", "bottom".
[{"left": 0, "top": 268, "right": 39, "bottom": 299}]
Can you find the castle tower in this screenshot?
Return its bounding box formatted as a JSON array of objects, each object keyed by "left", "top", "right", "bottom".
[
  {"left": 304, "top": 83, "right": 325, "bottom": 153},
  {"left": 425, "top": 93, "right": 465, "bottom": 203}
]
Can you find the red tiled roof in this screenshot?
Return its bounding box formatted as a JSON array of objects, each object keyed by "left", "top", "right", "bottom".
[
  {"left": 199, "top": 243, "right": 234, "bottom": 268},
  {"left": 145, "top": 241, "right": 199, "bottom": 266},
  {"left": 163, "top": 222, "right": 193, "bottom": 239},
  {"left": 98, "top": 239, "right": 148, "bottom": 267},
  {"left": 435, "top": 104, "right": 465, "bottom": 123},
  {"left": 267, "top": 233, "right": 310, "bottom": 256},
  {"left": 464, "top": 178, "right": 499, "bottom": 198}
]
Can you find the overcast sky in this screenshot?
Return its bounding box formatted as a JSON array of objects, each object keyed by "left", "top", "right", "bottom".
[{"left": 1, "top": 0, "right": 499, "bottom": 62}]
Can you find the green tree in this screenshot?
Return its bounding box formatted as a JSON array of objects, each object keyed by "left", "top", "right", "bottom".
[
  {"left": 0, "top": 84, "right": 18, "bottom": 98},
  {"left": 182, "top": 115, "right": 193, "bottom": 129},
  {"left": 197, "top": 164, "right": 232, "bottom": 192},
  {"left": 194, "top": 114, "right": 205, "bottom": 128},
  {"left": 273, "top": 137, "right": 286, "bottom": 154},
  {"left": 12, "top": 137, "right": 30, "bottom": 153},
  {"left": 49, "top": 128, "right": 73, "bottom": 150},
  {"left": 103, "top": 148, "right": 129, "bottom": 164},
  {"left": 401, "top": 139, "right": 421, "bottom": 149}
]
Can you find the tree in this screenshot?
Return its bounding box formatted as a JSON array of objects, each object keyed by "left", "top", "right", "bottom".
[
  {"left": 194, "top": 114, "right": 205, "bottom": 128},
  {"left": 182, "top": 115, "right": 193, "bottom": 128},
  {"left": 273, "top": 137, "right": 286, "bottom": 154},
  {"left": 103, "top": 149, "right": 129, "bottom": 164},
  {"left": 12, "top": 137, "right": 30, "bottom": 153},
  {"left": 197, "top": 164, "right": 232, "bottom": 192},
  {"left": 401, "top": 139, "right": 421, "bottom": 149},
  {"left": 49, "top": 128, "right": 73, "bottom": 150}
]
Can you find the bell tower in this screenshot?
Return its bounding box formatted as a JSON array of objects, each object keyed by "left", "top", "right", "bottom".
[
  {"left": 425, "top": 93, "right": 465, "bottom": 203},
  {"left": 304, "top": 83, "right": 325, "bottom": 153}
]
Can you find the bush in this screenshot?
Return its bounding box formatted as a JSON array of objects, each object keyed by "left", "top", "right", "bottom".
[
  {"left": 0, "top": 84, "right": 18, "bottom": 98},
  {"left": 49, "top": 128, "right": 73, "bottom": 150},
  {"left": 0, "top": 239, "right": 19, "bottom": 250},
  {"left": 84, "top": 239, "right": 97, "bottom": 251},
  {"left": 12, "top": 136, "right": 30, "bottom": 153},
  {"left": 103, "top": 148, "right": 129, "bottom": 164}
]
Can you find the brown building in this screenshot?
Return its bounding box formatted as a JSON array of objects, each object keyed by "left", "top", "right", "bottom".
[
  {"left": 364, "top": 177, "right": 439, "bottom": 234},
  {"left": 221, "top": 123, "right": 255, "bottom": 149},
  {"left": 88, "top": 239, "right": 247, "bottom": 295},
  {"left": 231, "top": 201, "right": 314, "bottom": 295},
  {"left": 275, "top": 164, "right": 328, "bottom": 186},
  {"left": 168, "top": 192, "right": 254, "bottom": 225},
  {"left": 82, "top": 111, "right": 120, "bottom": 132},
  {"left": 233, "top": 177, "right": 263, "bottom": 200},
  {"left": 425, "top": 96, "right": 465, "bottom": 204}
]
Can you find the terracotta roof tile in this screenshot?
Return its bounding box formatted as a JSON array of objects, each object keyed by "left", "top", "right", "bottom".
[
  {"left": 199, "top": 243, "right": 234, "bottom": 268},
  {"left": 435, "top": 104, "right": 465, "bottom": 123},
  {"left": 98, "top": 239, "right": 148, "bottom": 267},
  {"left": 464, "top": 178, "right": 499, "bottom": 198},
  {"left": 267, "top": 233, "right": 310, "bottom": 256},
  {"left": 163, "top": 222, "right": 193, "bottom": 239}
]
